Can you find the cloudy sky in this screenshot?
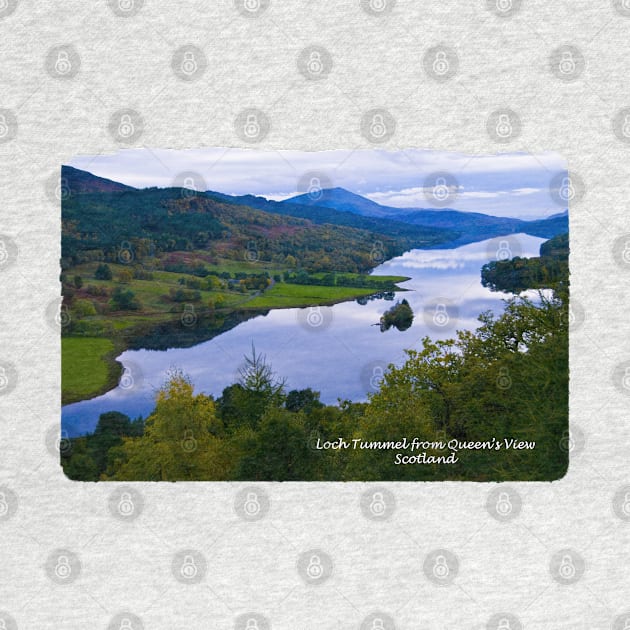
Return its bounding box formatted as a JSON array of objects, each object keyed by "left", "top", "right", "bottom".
[{"left": 69, "top": 148, "right": 568, "bottom": 220}]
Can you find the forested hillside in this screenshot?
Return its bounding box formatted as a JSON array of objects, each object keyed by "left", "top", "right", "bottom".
[
  {"left": 284, "top": 187, "right": 569, "bottom": 246},
  {"left": 61, "top": 165, "right": 136, "bottom": 194},
  {"left": 209, "top": 190, "right": 458, "bottom": 243},
  {"left": 481, "top": 232, "right": 568, "bottom": 294},
  {"left": 60, "top": 167, "right": 427, "bottom": 404},
  {"left": 61, "top": 166, "right": 457, "bottom": 273}
]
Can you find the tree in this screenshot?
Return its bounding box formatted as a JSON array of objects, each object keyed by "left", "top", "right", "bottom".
[
  {"left": 285, "top": 388, "right": 324, "bottom": 413},
  {"left": 215, "top": 346, "right": 286, "bottom": 431},
  {"left": 94, "top": 263, "right": 112, "bottom": 280},
  {"left": 344, "top": 350, "right": 440, "bottom": 480},
  {"left": 380, "top": 298, "right": 414, "bottom": 332},
  {"left": 117, "top": 269, "right": 133, "bottom": 284},
  {"left": 481, "top": 233, "right": 568, "bottom": 294},
  {"left": 63, "top": 248, "right": 568, "bottom": 483},
  {"left": 73, "top": 275, "right": 83, "bottom": 289},
  {"left": 230, "top": 407, "right": 319, "bottom": 481},
  {"left": 109, "top": 371, "right": 229, "bottom": 481},
  {"left": 71, "top": 298, "right": 97, "bottom": 318},
  {"left": 110, "top": 286, "right": 140, "bottom": 311},
  {"left": 345, "top": 291, "right": 568, "bottom": 481},
  {"left": 61, "top": 438, "right": 98, "bottom": 481},
  {"left": 61, "top": 411, "right": 143, "bottom": 480},
  {"left": 238, "top": 344, "right": 285, "bottom": 399},
  {"left": 205, "top": 275, "right": 222, "bottom": 291},
  {"left": 90, "top": 411, "right": 137, "bottom": 474},
  {"left": 95, "top": 411, "right": 134, "bottom": 437}
]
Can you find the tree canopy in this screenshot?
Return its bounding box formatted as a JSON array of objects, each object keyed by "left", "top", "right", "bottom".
[{"left": 62, "top": 234, "right": 569, "bottom": 482}]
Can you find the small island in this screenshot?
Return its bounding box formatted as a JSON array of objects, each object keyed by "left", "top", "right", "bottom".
[{"left": 379, "top": 298, "right": 414, "bottom": 332}]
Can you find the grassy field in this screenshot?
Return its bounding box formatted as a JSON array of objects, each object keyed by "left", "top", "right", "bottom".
[
  {"left": 245, "top": 283, "right": 376, "bottom": 308},
  {"left": 62, "top": 337, "right": 122, "bottom": 405},
  {"left": 62, "top": 258, "right": 409, "bottom": 403},
  {"left": 68, "top": 261, "right": 251, "bottom": 333},
  {"left": 68, "top": 262, "right": 408, "bottom": 324},
  {"left": 310, "top": 272, "right": 410, "bottom": 283}
]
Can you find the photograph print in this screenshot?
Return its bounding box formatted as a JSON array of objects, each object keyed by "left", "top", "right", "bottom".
[{"left": 59, "top": 148, "right": 570, "bottom": 482}]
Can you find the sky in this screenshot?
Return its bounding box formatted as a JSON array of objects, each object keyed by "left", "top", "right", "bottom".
[{"left": 69, "top": 147, "right": 568, "bottom": 220}]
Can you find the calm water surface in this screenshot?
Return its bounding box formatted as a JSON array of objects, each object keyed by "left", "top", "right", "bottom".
[{"left": 62, "top": 234, "right": 544, "bottom": 436}]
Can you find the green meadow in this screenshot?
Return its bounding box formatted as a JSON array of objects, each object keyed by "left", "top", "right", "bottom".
[
  {"left": 62, "top": 337, "right": 121, "bottom": 405},
  {"left": 245, "top": 282, "right": 376, "bottom": 308},
  {"left": 61, "top": 258, "right": 408, "bottom": 403}
]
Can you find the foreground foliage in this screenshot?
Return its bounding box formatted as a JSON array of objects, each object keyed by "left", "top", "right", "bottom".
[
  {"left": 63, "top": 291, "right": 568, "bottom": 482},
  {"left": 63, "top": 233, "right": 569, "bottom": 482}
]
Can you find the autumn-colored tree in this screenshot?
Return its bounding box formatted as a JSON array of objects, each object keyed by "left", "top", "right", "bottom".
[
  {"left": 109, "top": 371, "right": 231, "bottom": 481},
  {"left": 117, "top": 269, "right": 133, "bottom": 284}
]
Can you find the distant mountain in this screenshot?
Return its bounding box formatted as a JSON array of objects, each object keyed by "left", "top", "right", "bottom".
[
  {"left": 61, "top": 165, "right": 137, "bottom": 194},
  {"left": 545, "top": 210, "right": 569, "bottom": 220},
  {"left": 518, "top": 213, "right": 569, "bottom": 239},
  {"left": 61, "top": 169, "right": 456, "bottom": 273},
  {"left": 61, "top": 167, "right": 567, "bottom": 255},
  {"left": 395, "top": 209, "right": 568, "bottom": 244},
  {"left": 287, "top": 187, "right": 396, "bottom": 218},
  {"left": 393, "top": 208, "right": 519, "bottom": 230},
  {"left": 208, "top": 191, "right": 457, "bottom": 244},
  {"left": 284, "top": 187, "right": 568, "bottom": 245}
]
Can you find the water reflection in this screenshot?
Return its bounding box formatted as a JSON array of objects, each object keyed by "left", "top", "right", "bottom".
[
  {"left": 378, "top": 299, "right": 414, "bottom": 332},
  {"left": 62, "top": 234, "right": 545, "bottom": 436}
]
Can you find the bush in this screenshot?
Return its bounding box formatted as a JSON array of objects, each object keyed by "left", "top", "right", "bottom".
[
  {"left": 117, "top": 269, "right": 133, "bottom": 284},
  {"left": 132, "top": 267, "right": 154, "bottom": 280},
  {"left": 110, "top": 287, "right": 141, "bottom": 311},
  {"left": 72, "top": 299, "right": 97, "bottom": 318},
  {"left": 168, "top": 287, "right": 201, "bottom": 303},
  {"left": 94, "top": 263, "right": 112, "bottom": 280},
  {"left": 86, "top": 284, "right": 109, "bottom": 297}
]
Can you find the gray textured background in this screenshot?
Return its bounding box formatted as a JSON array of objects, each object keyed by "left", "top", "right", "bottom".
[{"left": 1, "top": 1, "right": 629, "bottom": 628}]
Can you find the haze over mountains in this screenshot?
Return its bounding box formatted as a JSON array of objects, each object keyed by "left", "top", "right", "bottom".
[
  {"left": 212, "top": 180, "right": 568, "bottom": 246},
  {"left": 283, "top": 186, "right": 568, "bottom": 245},
  {"left": 289, "top": 187, "right": 396, "bottom": 218},
  {"left": 62, "top": 165, "right": 568, "bottom": 249}
]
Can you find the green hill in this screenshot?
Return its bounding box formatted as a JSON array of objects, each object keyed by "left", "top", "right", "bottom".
[{"left": 61, "top": 167, "right": 457, "bottom": 273}]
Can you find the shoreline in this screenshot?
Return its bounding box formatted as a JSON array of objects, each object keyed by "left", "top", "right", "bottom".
[{"left": 61, "top": 280, "right": 409, "bottom": 406}]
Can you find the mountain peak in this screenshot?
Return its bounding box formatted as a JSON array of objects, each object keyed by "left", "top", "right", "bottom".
[
  {"left": 61, "top": 165, "right": 137, "bottom": 194},
  {"left": 285, "top": 187, "right": 393, "bottom": 217},
  {"left": 323, "top": 186, "right": 362, "bottom": 196}
]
